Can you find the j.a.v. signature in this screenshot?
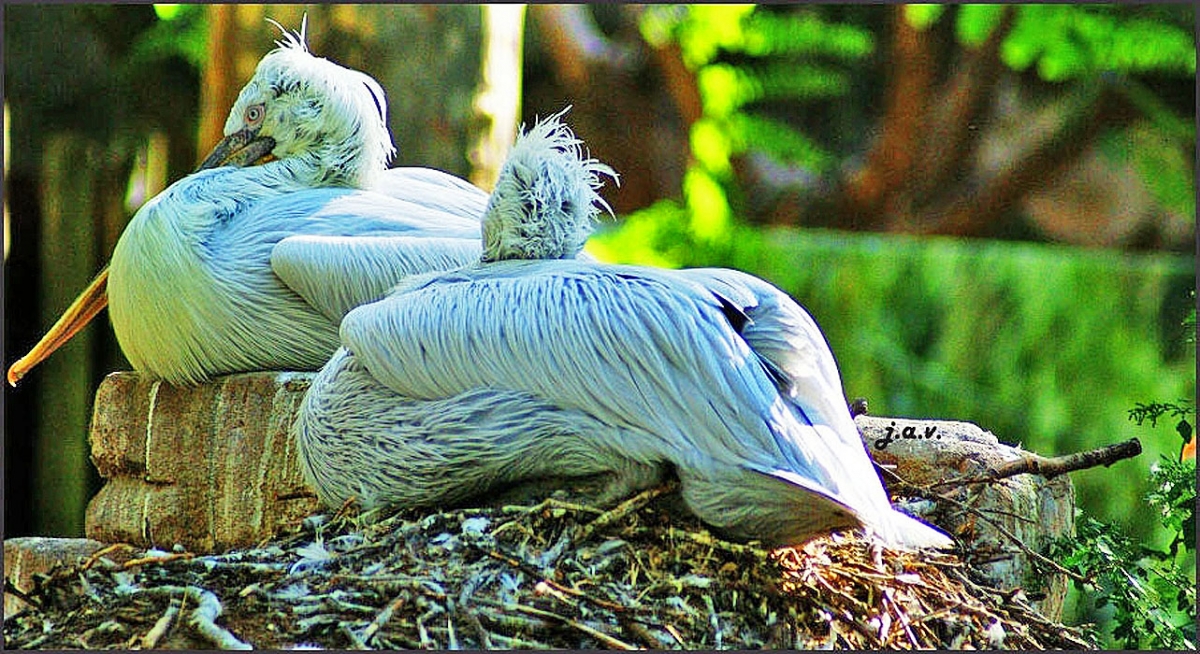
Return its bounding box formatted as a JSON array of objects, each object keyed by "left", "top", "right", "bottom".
[{"left": 873, "top": 422, "right": 940, "bottom": 450}]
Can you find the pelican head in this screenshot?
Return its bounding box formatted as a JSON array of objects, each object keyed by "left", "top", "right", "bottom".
[
  {"left": 198, "top": 18, "right": 395, "bottom": 189},
  {"left": 481, "top": 109, "right": 617, "bottom": 263}
]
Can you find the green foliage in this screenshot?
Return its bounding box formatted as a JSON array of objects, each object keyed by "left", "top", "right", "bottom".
[
  {"left": 1050, "top": 450, "right": 1196, "bottom": 649},
  {"left": 1128, "top": 399, "right": 1195, "bottom": 430},
  {"left": 1001, "top": 5, "right": 1196, "bottom": 81},
  {"left": 906, "top": 4, "right": 1197, "bottom": 80},
  {"left": 130, "top": 4, "right": 208, "bottom": 70},
  {"left": 1044, "top": 302, "right": 1194, "bottom": 650},
  {"left": 954, "top": 5, "right": 1008, "bottom": 47},
  {"left": 1145, "top": 457, "right": 1197, "bottom": 556},
  {"left": 616, "top": 5, "right": 874, "bottom": 253}
]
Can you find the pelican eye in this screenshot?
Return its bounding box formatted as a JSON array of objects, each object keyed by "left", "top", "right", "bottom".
[{"left": 245, "top": 104, "right": 265, "bottom": 127}]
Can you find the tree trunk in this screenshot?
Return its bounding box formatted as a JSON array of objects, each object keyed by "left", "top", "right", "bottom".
[
  {"left": 469, "top": 4, "right": 527, "bottom": 191},
  {"left": 197, "top": 5, "right": 239, "bottom": 162},
  {"left": 35, "top": 134, "right": 102, "bottom": 537}
]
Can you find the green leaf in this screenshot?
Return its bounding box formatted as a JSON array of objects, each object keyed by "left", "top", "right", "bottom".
[
  {"left": 745, "top": 10, "right": 873, "bottom": 59},
  {"left": 153, "top": 4, "right": 182, "bottom": 21},
  {"left": 956, "top": 5, "right": 1007, "bottom": 47},
  {"left": 690, "top": 118, "right": 733, "bottom": 176},
  {"left": 904, "top": 5, "right": 945, "bottom": 31},
  {"left": 683, "top": 168, "right": 732, "bottom": 241}
]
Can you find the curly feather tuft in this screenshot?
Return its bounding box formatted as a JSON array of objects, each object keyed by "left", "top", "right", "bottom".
[
  {"left": 481, "top": 107, "right": 618, "bottom": 263},
  {"left": 267, "top": 14, "right": 309, "bottom": 53}
]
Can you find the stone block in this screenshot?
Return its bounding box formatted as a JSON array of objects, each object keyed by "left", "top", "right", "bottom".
[
  {"left": 84, "top": 371, "right": 319, "bottom": 553},
  {"left": 856, "top": 415, "right": 1074, "bottom": 621},
  {"left": 4, "top": 537, "right": 105, "bottom": 617}
]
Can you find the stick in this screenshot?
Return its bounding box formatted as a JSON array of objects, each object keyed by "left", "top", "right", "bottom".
[
  {"left": 361, "top": 593, "right": 406, "bottom": 644},
  {"left": 508, "top": 602, "right": 640, "bottom": 650},
  {"left": 136, "top": 586, "right": 251, "bottom": 650},
  {"left": 886, "top": 470, "right": 1089, "bottom": 585},
  {"left": 80, "top": 543, "right": 137, "bottom": 571},
  {"left": 3, "top": 580, "right": 42, "bottom": 611},
  {"left": 123, "top": 551, "right": 195, "bottom": 569},
  {"left": 573, "top": 480, "right": 680, "bottom": 543},
  {"left": 187, "top": 587, "right": 253, "bottom": 650},
  {"left": 141, "top": 594, "right": 184, "bottom": 649},
  {"left": 933, "top": 438, "right": 1142, "bottom": 489}
]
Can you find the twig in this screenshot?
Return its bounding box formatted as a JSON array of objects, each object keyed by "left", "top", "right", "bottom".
[
  {"left": 187, "top": 587, "right": 252, "bottom": 650},
  {"left": 664, "top": 623, "right": 686, "bottom": 647},
  {"left": 140, "top": 592, "right": 184, "bottom": 648},
  {"left": 455, "top": 604, "right": 493, "bottom": 649},
  {"left": 882, "top": 466, "right": 1090, "bottom": 585},
  {"left": 933, "top": 438, "right": 1142, "bottom": 489},
  {"left": 572, "top": 480, "right": 681, "bottom": 544},
  {"left": 485, "top": 547, "right": 638, "bottom": 615},
  {"left": 80, "top": 543, "right": 138, "bottom": 571},
  {"left": 502, "top": 497, "right": 605, "bottom": 516},
  {"left": 619, "top": 616, "right": 663, "bottom": 649},
  {"left": 339, "top": 623, "right": 369, "bottom": 650},
  {"left": 673, "top": 528, "right": 772, "bottom": 559},
  {"left": 3, "top": 580, "right": 42, "bottom": 611},
  {"left": 361, "top": 593, "right": 406, "bottom": 645},
  {"left": 136, "top": 586, "right": 251, "bottom": 650},
  {"left": 507, "top": 602, "right": 639, "bottom": 650},
  {"left": 123, "top": 552, "right": 195, "bottom": 569}
]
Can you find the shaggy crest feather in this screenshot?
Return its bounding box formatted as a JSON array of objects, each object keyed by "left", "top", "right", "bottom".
[
  {"left": 267, "top": 14, "right": 309, "bottom": 52},
  {"left": 481, "top": 108, "right": 618, "bottom": 262}
]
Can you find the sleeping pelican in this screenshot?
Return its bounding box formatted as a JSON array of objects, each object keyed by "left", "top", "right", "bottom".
[
  {"left": 7, "top": 22, "right": 491, "bottom": 386},
  {"left": 295, "top": 115, "right": 952, "bottom": 550}
]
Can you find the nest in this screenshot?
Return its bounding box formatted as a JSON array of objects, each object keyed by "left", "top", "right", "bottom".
[{"left": 4, "top": 482, "right": 1095, "bottom": 650}]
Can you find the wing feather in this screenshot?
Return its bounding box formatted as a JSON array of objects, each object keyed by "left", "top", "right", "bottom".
[
  {"left": 272, "top": 235, "right": 481, "bottom": 323},
  {"left": 341, "top": 261, "right": 782, "bottom": 468},
  {"left": 371, "top": 167, "right": 489, "bottom": 218}
]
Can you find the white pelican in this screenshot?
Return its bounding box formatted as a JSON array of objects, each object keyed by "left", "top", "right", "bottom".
[
  {"left": 7, "top": 23, "right": 492, "bottom": 386},
  {"left": 294, "top": 115, "right": 952, "bottom": 550}
]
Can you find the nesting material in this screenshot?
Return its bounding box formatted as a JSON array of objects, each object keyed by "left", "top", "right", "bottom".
[{"left": 4, "top": 483, "right": 1093, "bottom": 650}]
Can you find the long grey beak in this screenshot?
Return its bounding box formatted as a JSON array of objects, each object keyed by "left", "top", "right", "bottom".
[{"left": 197, "top": 129, "right": 277, "bottom": 171}]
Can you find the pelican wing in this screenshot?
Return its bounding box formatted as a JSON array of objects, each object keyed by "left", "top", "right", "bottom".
[
  {"left": 676, "top": 268, "right": 953, "bottom": 548},
  {"left": 272, "top": 235, "right": 481, "bottom": 324},
  {"left": 341, "top": 261, "right": 815, "bottom": 471},
  {"left": 671, "top": 268, "right": 881, "bottom": 483},
  {"left": 227, "top": 186, "right": 484, "bottom": 322},
  {"left": 372, "top": 167, "right": 490, "bottom": 218},
  {"left": 674, "top": 268, "right": 849, "bottom": 429}
]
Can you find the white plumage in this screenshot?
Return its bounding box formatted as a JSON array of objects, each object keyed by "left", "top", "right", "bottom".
[
  {"left": 9, "top": 24, "right": 492, "bottom": 386},
  {"left": 295, "top": 114, "right": 952, "bottom": 550}
]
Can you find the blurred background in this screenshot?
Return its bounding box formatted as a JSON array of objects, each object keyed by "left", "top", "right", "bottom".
[{"left": 3, "top": 3, "right": 1195, "bottom": 638}]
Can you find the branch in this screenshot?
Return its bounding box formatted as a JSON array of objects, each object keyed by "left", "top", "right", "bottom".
[
  {"left": 934, "top": 438, "right": 1142, "bottom": 489},
  {"left": 914, "top": 81, "right": 1139, "bottom": 237},
  {"left": 905, "top": 6, "right": 1014, "bottom": 210},
  {"left": 840, "top": 6, "right": 936, "bottom": 227},
  {"left": 197, "top": 5, "right": 239, "bottom": 163},
  {"left": 572, "top": 480, "right": 681, "bottom": 544},
  {"left": 881, "top": 469, "right": 1091, "bottom": 586},
  {"left": 530, "top": 5, "right": 635, "bottom": 91}
]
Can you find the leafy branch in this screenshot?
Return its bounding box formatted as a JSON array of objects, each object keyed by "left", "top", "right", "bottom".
[{"left": 1046, "top": 408, "right": 1196, "bottom": 650}]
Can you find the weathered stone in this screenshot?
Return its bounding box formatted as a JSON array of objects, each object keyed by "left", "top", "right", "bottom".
[
  {"left": 4, "top": 537, "right": 105, "bottom": 617},
  {"left": 856, "top": 415, "right": 1074, "bottom": 621},
  {"left": 84, "top": 372, "right": 318, "bottom": 553}
]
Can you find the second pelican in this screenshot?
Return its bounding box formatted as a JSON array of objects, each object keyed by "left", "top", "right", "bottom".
[{"left": 295, "top": 114, "right": 952, "bottom": 550}]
